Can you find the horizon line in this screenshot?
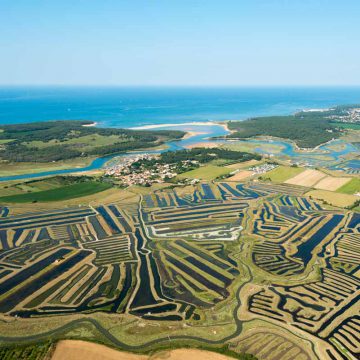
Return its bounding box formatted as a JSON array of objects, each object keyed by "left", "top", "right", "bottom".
[{"left": 1, "top": 84, "right": 360, "bottom": 88}]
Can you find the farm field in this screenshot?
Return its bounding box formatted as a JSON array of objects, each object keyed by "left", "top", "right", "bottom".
[
  {"left": 177, "top": 165, "right": 232, "bottom": 180},
  {"left": 285, "top": 169, "right": 326, "bottom": 187},
  {"left": 337, "top": 177, "right": 360, "bottom": 195},
  {"left": 226, "top": 170, "right": 253, "bottom": 181},
  {"left": 51, "top": 340, "right": 238, "bottom": 360},
  {"left": 225, "top": 159, "right": 261, "bottom": 170},
  {"left": 0, "top": 178, "right": 358, "bottom": 360},
  {"left": 0, "top": 181, "right": 112, "bottom": 203},
  {"left": 313, "top": 176, "right": 351, "bottom": 191},
  {"left": 306, "top": 189, "right": 358, "bottom": 207},
  {"left": 262, "top": 165, "right": 304, "bottom": 182},
  {"left": 52, "top": 340, "right": 147, "bottom": 360}
]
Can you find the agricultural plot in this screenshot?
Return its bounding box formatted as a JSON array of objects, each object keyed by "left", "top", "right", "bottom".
[
  {"left": 337, "top": 177, "right": 360, "bottom": 195},
  {"left": 285, "top": 168, "right": 326, "bottom": 187},
  {"left": 314, "top": 176, "right": 351, "bottom": 191},
  {"left": 247, "top": 208, "right": 360, "bottom": 359},
  {"left": 247, "top": 182, "right": 306, "bottom": 196},
  {"left": 231, "top": 330, "right": 312, "bottom": 360},
  {"left": 177, "top": 164, "right": 232, "bottom": 180},
  {"left": 0, "top": 179, "right": 358, "bottom": 360},
  {"left": 306, "top": 189, "right": 358, "bottom": 208},
  {"left": 264, "top": 165, "right": 304, "bottom": 183},
  {"left": 226, "top": 170, "right": 253, "bottom": 181},
  {"left": 250, "top": 196, "right": 330, "bottom": 276},
  {"left": 0, "top": 182, "right": 261, "bottom": 321}
]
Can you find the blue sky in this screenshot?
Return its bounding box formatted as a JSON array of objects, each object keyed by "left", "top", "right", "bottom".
[{"left": 1, "top": 0, "right": 360, "bottom": 86}]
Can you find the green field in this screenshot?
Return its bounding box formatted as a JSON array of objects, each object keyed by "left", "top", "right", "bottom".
[
  {"left": 0, "top": 139, "right": 13, "bottom": 144},
  {"left": 0, "top": 181, "right": 112, "bottom": 203},
  {"left": 261, "top": 166, "right": 304, "bottom": 182},
  {"left": 25, "top": 133, "right": 127, "bottom": 150},
  {"left": 337, "top": 177, "right": 360, "bottom": 195},
  {"left": 0, "top": 342, "right": 52, "bottom": 360},
  {"left": 177, "top": 165, "right": 231, "bottom": 180}
]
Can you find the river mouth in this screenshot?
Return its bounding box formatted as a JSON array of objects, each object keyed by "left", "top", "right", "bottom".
[
  {"left": 0, "top": 123, "right": 229, "bottom": 182},
  {"left": 0, "top": 122, "right": 358, "bottom": 182}
]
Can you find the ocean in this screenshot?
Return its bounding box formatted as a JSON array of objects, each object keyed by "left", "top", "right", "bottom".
[
  {"left": 1, "top": 86, "right": 360, "bottom": 181},
  {"left": 1, "top": 86, "right": 360, "bottom": 127}
]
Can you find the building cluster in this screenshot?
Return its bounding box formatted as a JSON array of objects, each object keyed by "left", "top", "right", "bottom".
[
  {"left": 328, "top": 108, "right": 360, "bottom": 123},
  {"left": 105, "top": 154, "right": 197, "bottom": 186},
  {"left": 249, "top": 163, "right": 278, "bottom": 175}
]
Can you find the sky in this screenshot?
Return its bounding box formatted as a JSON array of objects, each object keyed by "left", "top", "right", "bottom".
[{"left": 1, "top": 0, "right": 360, "bottom": 86}]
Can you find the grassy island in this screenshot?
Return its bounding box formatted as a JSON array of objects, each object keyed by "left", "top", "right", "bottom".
[{"left": 0, "top": 120, "right": 184, "bottom": 163}]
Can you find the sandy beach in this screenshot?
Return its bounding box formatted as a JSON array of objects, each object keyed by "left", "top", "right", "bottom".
[
  {"left": 130, "top": 121, "right": 229, "bottom": 131},
  {"left": 82, "top": 122, "right": 98, "bottom": 127},
  {"left": 182, "top": 130, "right": 207, "bottom": 140}
]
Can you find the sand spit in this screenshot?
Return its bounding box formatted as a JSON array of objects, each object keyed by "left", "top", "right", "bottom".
[{"left": 130, "top": 121, "right": 229, "bottom": 130}]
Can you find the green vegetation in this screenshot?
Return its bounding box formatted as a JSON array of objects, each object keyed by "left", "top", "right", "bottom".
[
  {"left": 260, "top": 166, "right": 304, "bottom": 182},
  {"left": 337, "top": 177, "right": 360, "bottom": 194},
  {"left": 177, "top": 164, "right": 232, "bottom": 180},
  {"left": 0, "top": 342, "right": 52, "bottom": 360},
  {"left": 332, "top": 122, "right": 360, "bottom": 130},
  {"left": 0, "top": 181, "right": 112, "bottom": 203},
  {"left": 222, "top": 141, "right": 284, "bottom": 154},
  {"left": 227, "top": 111, "right": 340, "bottom": 148},
  {"left": 0, "top": 175, "right": 101, "bottom": 196},
  {"left": 0, "top": 120, "right": 184, "bottom": 162},
  {"left": 158, "top": 147, "right": 261, "bottom": 164}
]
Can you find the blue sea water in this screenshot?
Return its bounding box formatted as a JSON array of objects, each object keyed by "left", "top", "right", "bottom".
[
  {"left": 1, "top": 86, "right": 360, "bottom": 127},
  {"left": 1, "top": 86, "right": 360, "bottom": 182}
]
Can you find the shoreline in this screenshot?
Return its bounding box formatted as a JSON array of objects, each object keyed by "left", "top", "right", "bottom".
[
  {"left": 82, "top": 122, "right": 98, "bottom": 127},
  {"left": 130, "top": 121, "right": 227, "bottom": 130}
]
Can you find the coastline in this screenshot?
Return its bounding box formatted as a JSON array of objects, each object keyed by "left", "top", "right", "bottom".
[
  {"left": 130, "top": 121, "right": 226, "bottom": 130},
  {"left": 82, "top": 122, "right": 98, "bottom": 127}
]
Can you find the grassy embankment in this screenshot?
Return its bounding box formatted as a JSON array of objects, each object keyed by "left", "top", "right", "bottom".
[{"left": 0, "top": 181, "right": 111, "bottom": 203}]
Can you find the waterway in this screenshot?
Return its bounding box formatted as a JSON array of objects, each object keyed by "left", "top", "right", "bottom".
[
  {"left": 0, "top": 122, "right": 359, "bottom": 182},
  {"left": 0, "top": 123, "right": 228, "bottom": 182}
]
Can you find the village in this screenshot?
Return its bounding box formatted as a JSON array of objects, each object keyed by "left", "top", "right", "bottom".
[
  {"left": 327, "top": 106, "right": 360, "bottom": 123},
  {"left": 105, "top": 154, "right": 199, "bottom": 186}
]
